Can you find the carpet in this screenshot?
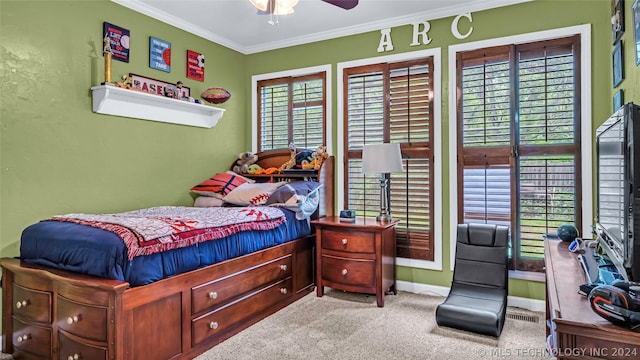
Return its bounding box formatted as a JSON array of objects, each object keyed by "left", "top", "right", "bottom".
[
  {"left": 195, "top": 289, "right": 548, "bottom": 360},
  {"left": 1, "top": 290, "right": 548, "bottom": 360}
]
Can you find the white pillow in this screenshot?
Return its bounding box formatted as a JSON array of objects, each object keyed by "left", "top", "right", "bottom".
[
  {"left": 224, "top": 182, "right": 285, "bottom": 206},
  {"left": 194, "top": 196, "right": 225, "bottom": 207}
]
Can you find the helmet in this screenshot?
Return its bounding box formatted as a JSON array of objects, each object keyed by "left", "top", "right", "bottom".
[{"left": 557, "top": 224, "right": 579, "bottom": 242}]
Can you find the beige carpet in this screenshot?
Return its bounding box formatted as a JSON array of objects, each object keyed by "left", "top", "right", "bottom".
[
  {"left": 1, "top": 290, "right": 547, "bottom": 360},
  {"left": 196, "top": 289, "right": 548, "bottom": 360}
]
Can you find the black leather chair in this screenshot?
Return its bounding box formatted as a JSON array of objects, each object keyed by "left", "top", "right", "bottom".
[{"left": 435, "top": 223, "right": 509, "bottom": 337}]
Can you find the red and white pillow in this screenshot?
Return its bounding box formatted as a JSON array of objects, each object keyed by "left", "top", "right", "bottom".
[
  {"left": 191, "top": 171, "right": 253, "bottom": 199},
  {"left": 223, "top": 182, "right": 285, "bottom": 206}
]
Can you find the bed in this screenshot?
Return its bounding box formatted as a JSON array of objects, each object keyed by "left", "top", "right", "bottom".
[{"left": 1, "top": 148, "right": 335, "bottom": 360}]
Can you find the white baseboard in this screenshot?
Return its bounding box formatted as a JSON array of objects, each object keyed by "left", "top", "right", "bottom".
[{"left": 396, "top": 280, "right": 546, "bottom": 312}]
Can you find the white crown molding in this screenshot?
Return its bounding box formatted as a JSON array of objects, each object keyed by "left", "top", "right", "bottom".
[{"left": 112, "top": 0, "right": 531, "bottom": 55}]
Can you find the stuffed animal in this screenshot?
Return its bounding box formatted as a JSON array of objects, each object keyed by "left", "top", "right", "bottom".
[
  {"left": 302, "top": 145, "right": 329, "bottom": 170},
  {"left": 280, "top": 142, "right": 297, "bottom": 171},
  {"left": 247, "top": 164, "right": 262, "bottom": 174},
  {"left": 233, "top": 152, "right": 258, "bottom": 174}
]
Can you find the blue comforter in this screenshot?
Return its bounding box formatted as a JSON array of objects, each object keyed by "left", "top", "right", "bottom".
[{"left": 20, "top": 208, "right": 310, "bottom": 286}]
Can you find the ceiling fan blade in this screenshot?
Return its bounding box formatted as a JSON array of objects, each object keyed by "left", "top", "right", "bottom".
[{"left": 322, "top": 0, "right": 359, "bottom": 10}]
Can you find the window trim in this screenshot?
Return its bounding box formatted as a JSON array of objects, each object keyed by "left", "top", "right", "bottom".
[
  {"left": 448, "top": 24, "right": 593, "bottom": 271},
  {"left": 251, "top": 64, "right": 333, "bottom": 152},
  {"left": 337, "top": 48, "right": 442, "bottom": 271}
]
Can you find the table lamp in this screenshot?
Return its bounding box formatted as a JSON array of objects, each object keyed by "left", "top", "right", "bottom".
[{"left": 362, "top": 143, "right": 404, "bottom": 222}]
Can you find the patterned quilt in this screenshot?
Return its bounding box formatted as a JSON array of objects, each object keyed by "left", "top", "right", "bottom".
[{"left": 50, "top": 206, "right": 286, "bottom": 259}]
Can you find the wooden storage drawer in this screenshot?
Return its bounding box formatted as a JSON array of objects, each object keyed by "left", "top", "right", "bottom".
[
  {"left": 59, "top": 330, "right": 107, "bottom": 360},
  {"left": 191, "top": 278, "right": 292, "bottom": 346},
  {"left": 12, "top": 283, "right": 52, "bottom": 324},
  {"left": 191, "top": 255, "right": 292, "bottom": 315},
  {"left": 321, "top": 255, "right": 375, "bottom": 287},
  {"left": 12, "top": 317, "right": 52, "bottom": 358},
  {"left": 57, "top": 295, "right": 108, "bottom": 342},
  {"left": 320, "top": 229, "right": 375, "bottom": 253}
]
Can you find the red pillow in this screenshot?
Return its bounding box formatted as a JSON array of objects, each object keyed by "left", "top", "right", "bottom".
[{"left": 191, "top": 173, "right": 249, "bottom": 198}]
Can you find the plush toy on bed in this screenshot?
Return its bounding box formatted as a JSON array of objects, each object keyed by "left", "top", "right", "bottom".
[
  {"left": 233, "top": 152, "right": 258, "bottom": 174},
  {"left": 302, "top": 145, "right": 329, "bottom": 170},
  {"left": 280, "top": 142, "right": 297, "bottom": 171}
]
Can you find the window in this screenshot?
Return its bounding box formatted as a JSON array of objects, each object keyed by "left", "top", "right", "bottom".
[
  {"left": 344, "top": 58, "right": 435, "bottom": 261},
  {"left": 456, "top": 36, "right": 582, "bottom": 272},
  {"left": 256, "top": 72, "right": 327, "bottom": 151}
]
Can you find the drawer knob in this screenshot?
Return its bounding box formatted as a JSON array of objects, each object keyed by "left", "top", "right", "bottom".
[
  {"left": 67, "top": 354, "right": 80, "bottom": 360},
  {"left": 15, "top": 300, "right": 28, "bottom": 309},
  {"left": 280, "top": 288, "right": 288, "bottom": 294},
  {"left": 342, "top": 238, "right": 348, "bottom": 245},
  {"left": 342, "top": 269, "right": 348, "bottom": 276},
  {"left": 208, "top": 291, "right": 218, "bottom": 300},
  {"left": 67, "top": 315, "right": 79, "bottom": 325},
  {"left": 16, "top": 333, "right": 30, "bottom": 343},
  {"left": 280, "top": 264, "right": 288, "bottom": 271},
  {"left": 209, "top": 321, "right": 219, "bottom": 330}
]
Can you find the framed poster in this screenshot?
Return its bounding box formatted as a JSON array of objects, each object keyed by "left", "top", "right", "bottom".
[
  {"left": 187, "top": 50, "right": 205, "bottom": 81},
  {"left": 149, "top": 37, "right": 171, "bottom": 72},
  {"left": 613, "top": 41, "right": 624, "bottom": 87},
  {"left": 129, "top": 74, "right": 190, "bottom": 99},
  {"left": 614, "top": 89, "right": 624, "bottom": 111},
  {"left": 633, "top": 0, "right": 640, "bottom": 65},
  {"left": 612, "top": 0, "right": 625, "bottom": 44},
  {"left": 103, "top": 22, "right": 130, "bottom": 63}
]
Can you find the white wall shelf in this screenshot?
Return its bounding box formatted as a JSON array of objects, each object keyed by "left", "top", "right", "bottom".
[{"left": 91, "top": 85, "right": 225, "bottom": 128}]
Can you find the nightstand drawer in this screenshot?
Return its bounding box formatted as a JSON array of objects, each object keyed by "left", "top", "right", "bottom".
[
  {"left": 321, "top": 255, "right": 375, "bottom": 287},
  {"left": 12, "top": 316, "right": 52, "bottom": 358},
  {"left": 59, "top": 330, "right": 108, "bottom": 360},
  {"left": 320, "top": 229, "right": 375, "bottom": 253}
]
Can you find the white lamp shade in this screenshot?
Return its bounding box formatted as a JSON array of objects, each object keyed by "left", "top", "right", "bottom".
[{"left": 362, "top": 143, "right": 404, "bottom": 174}]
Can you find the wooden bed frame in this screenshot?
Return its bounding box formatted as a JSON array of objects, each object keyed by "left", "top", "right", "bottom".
[{"left": 1, "top": 149, "right": 334, "bottom": 360}]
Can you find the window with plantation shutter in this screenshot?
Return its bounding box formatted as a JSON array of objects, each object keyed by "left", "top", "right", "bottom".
[
  {"left": 344, "top": 58, "right": 434, "bottom": 261},
  {"left": 457, "top": 36, "right": 582, "bottom": 272},
  {"left": 257, "top": 72, "right": 326, "bottom": 151}
]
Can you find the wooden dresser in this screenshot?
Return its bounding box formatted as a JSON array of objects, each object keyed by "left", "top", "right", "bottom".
[
  {"left": 312, "top": 216, "right": 398, "bottom": 307},
  {"left": 545, "top": 238, "right": 640, "bottom": 359}
]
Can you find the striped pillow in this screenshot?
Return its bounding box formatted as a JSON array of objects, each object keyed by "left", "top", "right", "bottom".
[{"left": 191, "top": 173, "right": 249, "bottom": 198}]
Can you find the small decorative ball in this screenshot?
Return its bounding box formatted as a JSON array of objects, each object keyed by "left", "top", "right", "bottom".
[
  {"left": 201, "top": 87, "right": 231, "bottom": 104},
  {"left": 557, "top": 224, "right": 579, "bottom": 242}
]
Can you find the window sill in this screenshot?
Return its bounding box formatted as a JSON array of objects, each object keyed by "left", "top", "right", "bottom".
[{"left": 509, "top": 270, "right": 545, "bottom": 282}]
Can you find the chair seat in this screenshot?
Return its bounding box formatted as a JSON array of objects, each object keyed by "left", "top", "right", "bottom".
[{"left": 436, "top": 283, "right": 507, "bottom": 337}]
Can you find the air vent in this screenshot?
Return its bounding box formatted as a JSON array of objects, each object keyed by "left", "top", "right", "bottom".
[{"left": 506, "top": 311, "right": 540, "bottom": 323}]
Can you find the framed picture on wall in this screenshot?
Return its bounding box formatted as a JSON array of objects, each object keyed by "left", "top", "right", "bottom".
[
  {"left": 186, "top": 50, "right": 205, "bottom": 81},
  {"left": 613, "top": 0, "right": 625, "bottom": 44},
  {"left": 149, "top": 36, "right": 171, "bottom": 72},
  {"left": 614, "top": 89, "right": 624, "bottom": 111},
  {"left": 613, "top": 41, "right": 624, "bottom": 87},
  {"left": 633, "top": 0, "right": 640, "bottom": 65}
]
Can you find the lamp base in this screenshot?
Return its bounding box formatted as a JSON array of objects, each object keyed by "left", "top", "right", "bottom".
[{"left": 376, "top": 213, "right": 393, "bottom": 223}]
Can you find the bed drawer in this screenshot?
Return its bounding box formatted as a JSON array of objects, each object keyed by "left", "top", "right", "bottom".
[
  {"left": 59, "top": 330, "right": 107, "bottom": 360},
  {"left": 57, "top": 295, "right": 108, "bottom": 342},
  {"left": 320, "top": 229, "right": 375, "bottom": 254},
  {"left": 320, "top": 255, "right": 376, "bottom": 287},
  {"left": 191, "top": 255, "right": 292, "bottom": 315},
  {"left": 12, "top": 316, "right": 52, "bottom": 358},
  {"left": 191, "top": 277, "right": 292, "bottom": 346},
  {"left": 12, "top": 283, "right": 52, "bottom": 324}
]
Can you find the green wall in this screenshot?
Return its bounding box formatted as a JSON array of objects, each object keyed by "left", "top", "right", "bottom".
[
  {"left": 245, "top": 0, "right": 612, "bottom": 300},
  {"left": 0, "top": 0, "right": 247, "bottom": 259},
  {"left": 0, "top": 0, "right": 622, "bottom": 304}
]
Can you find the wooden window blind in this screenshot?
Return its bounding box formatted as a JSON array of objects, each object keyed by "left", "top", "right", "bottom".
[
  {"left": 257, "top": 72, "right": 326, "bottom": 151},
  {"left": 344, "top": 58, "right": 434, "bottom": 261},
  {"left": 457, "top": 36, "right": 581, "bottom": 272}
]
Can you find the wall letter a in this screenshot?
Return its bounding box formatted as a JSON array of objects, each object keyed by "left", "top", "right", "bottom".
[{"left": 377, "top": 28, "right": 394, "bottom": 53}]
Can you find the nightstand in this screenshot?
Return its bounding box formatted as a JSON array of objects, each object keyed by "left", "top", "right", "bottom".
[{"left": 311, "top": 216, "right": 398, "bottom": 307}]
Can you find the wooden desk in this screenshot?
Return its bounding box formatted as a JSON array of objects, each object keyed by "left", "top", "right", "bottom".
[{"left": 545, "top": 238, "right": 640, "bottom": 359}]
